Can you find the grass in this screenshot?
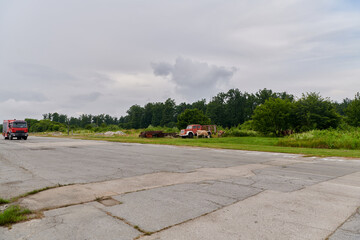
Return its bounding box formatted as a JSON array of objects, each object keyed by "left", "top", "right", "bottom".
[
  {"left": 0, "top": 198, "right": 10, "bottom": 204},
  {"left": 11, "top": 186, "right": 55, "bottom": 202},
  {"left": 278, "top": 129, "right": 360, "bottom": 150},
  {"left": 34, "top": 131, "right": 360, "bottom": 158},
  {"left": 0, "top": 205, "right": 32, "bottom": 226}
]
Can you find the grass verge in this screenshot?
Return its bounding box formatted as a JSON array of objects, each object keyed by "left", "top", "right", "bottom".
[
  {"left": 0, "top": 205, "right": 32, "bottom": 226},
  {"left": 38, "top": 133, "right": 360, "bottom": 158}
]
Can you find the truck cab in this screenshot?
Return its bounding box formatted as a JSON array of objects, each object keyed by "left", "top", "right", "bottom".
[
  {"left": 180, "top": 124, "right": 217, "bottom": 138},
  {"left": 3, "top": 120, "right": 29, "bottom": 140}
]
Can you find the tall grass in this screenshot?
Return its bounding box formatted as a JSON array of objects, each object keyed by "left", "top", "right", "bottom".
[{"left": 278, "top": 128, "right": 360, "bottom": 149}]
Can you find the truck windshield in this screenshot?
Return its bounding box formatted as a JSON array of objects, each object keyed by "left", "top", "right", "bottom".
[
  {"left": 13, "top": 122, "right": 27, "bottom": 128},
  {"left": 186, "top": 125, "right": 192, "bottom": 129}
]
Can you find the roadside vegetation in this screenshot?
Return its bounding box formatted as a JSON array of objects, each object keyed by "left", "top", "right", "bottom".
[
  {"left": 10, "top": 88, "right": 360, "bottom": 158},
  {"left": 278, "top": 128, "right": 360, "bottom": 150}
]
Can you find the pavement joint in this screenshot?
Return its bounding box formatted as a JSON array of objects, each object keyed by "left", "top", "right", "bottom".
[
  {"left": 326, "top": 206, "right": 360, "bottom": 239},
  {"left": 101, "top": 210, "right": 145, "bottom": 238}
]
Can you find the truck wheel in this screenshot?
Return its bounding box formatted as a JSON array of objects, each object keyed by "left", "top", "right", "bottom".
[
  {"left": 188, "top": 132, "right": 193, "bottom": 138},
  {"left": 10, "top": 135, "right": 13, "bottom": 140},
  {"left": 23, "top": 137, "right": 27, "bottom": 140}
]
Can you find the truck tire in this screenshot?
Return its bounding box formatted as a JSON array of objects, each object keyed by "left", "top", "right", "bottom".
[
  {"left": 10, "top": 135, "right": 13, "bottom": 140},
  {"left": 188, "top": 132, "right": 193, "bottom": 138},
  {"left": 23, "top": 136, "right": 27, "bottom": 140}
]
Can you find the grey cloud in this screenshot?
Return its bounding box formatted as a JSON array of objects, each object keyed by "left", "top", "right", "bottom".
[
  {"left": 11, "top": 63, "right": 77, "bottom": 82},
  {"left": 152, "top": 57, "right": 236, "bottom": 99},
  {"left": 70, "top": 92, "right": 102, "bottom": 103},
  {"left": 0, "top": 91, "right": 48, "bottom": 103},
  {"left": 151, "top": 62, "right": 173, "bottom": 76}
]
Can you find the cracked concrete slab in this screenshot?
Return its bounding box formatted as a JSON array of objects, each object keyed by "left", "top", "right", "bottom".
[
  {"left": 0, "top": 204, "right": 140, "bottom": 240},
  {"left": 140, "top": 173, "right": 360, "bottom": 240},
  {"left": 106, "top": 181, "right": 261, "bottom": 232},
  {"left": 20, "top": 164, "right": 267, "bottom": 211}
]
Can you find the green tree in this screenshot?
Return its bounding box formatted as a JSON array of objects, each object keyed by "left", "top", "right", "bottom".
[
  {"left": 161, "top": 98, "right": 176, "bottom": 126},
  {"left": 126, "top": 105, "right": 144, "bottom": 129},
  {"left": 192, "top": 99, "right": 207, "bottom": 114},
  {"left": 52, "top": 112, "right": 60, "bottom": 122},
  {"left": 252, "top": 98, "right": 294, "bottom": 136},
  {"left": 206, "top": 92, "right": 227, "bottom": 126},
  {"left": 141, "top": 103, "right": 154, "bottom": 128},
  {"left": 58, "top": 114, "right": 67, "bottom": 124},
  {"left": 151, "top": 102, "right": 164, "bottom": 126},
  {"left": 345, "top": 93, "right": 360, "bottom": 127},
  {"left": 177, "top": 109, "right": 211, "bottom": 129},
  {"left": 294, "top": 93, "right": 340, "bottom": 131}
]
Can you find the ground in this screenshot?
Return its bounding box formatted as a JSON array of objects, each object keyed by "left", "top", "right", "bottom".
[{"left": 0, "top": 137, "right": 359, "bottom": 240}]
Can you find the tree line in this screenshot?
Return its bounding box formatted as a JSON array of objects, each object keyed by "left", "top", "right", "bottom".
[{"left": 20, "top": 88, "right": 358, "bottom": 134}]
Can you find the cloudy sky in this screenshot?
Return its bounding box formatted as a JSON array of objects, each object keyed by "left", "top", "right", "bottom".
[{"left": 1, "top": 0, "right": 360, "bottom": 121}]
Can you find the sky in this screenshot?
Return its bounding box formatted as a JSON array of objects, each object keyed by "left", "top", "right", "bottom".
[{"left": 1, "top": 0, "right": 360, "bottom": 121}]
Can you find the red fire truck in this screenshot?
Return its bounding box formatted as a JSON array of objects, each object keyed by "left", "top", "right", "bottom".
[
  {"left": 2, "top": 120, "right": 29, "bottom": 140},
  {"left": 179, "top": 124, "right": 217, "bottom": 138}
]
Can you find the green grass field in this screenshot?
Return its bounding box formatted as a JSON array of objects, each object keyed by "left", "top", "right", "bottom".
[{"left": 36, "top": 132, "right": 360, "bottom": 158}]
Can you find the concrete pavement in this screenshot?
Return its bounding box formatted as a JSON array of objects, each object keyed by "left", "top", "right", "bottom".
[{"left": 0, "top": 136, "right": 360, "bottom": 239}]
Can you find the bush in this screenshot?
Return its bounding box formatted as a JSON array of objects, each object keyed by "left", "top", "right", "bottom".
[
  {"left": 145, "top": 125, "right": 179, "bottom": 133},
  {"left": 223, "top": 125, "right": 259, "bottom": 137}
]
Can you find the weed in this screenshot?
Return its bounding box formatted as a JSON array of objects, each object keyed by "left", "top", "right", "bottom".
[
  {"left": 11, "top": 184, "right": 70, "bottom": 202},
  {"left": 0, "top": 198, "right": 10, "bottom": 204},
  {"left": 133, "top": 225, "right": 152, "bottom": 235},
  {"left": 0, "top": 205, "right": 32, "bottom": 226}
]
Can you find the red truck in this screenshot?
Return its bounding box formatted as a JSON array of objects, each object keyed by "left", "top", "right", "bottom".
[
  {"left": 179, "top": 124, "right": 217, "bottom": 138},
  {"left": 2, "top": 120, "right": 29, "bottom": 140}
]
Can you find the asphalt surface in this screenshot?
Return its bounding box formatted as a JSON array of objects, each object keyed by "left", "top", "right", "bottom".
[{"left": 0, "top": 136, "right": 360, "bottom": 240}]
